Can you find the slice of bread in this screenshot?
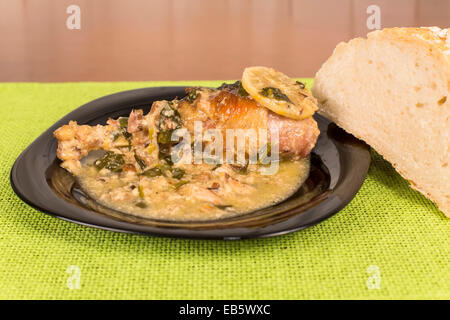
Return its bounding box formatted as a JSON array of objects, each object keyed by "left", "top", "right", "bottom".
[{"left": 312, "top": 27, "right": 450, "bottom": 217}]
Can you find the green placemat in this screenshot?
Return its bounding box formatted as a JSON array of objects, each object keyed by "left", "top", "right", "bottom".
[{"left": 0, "top": 81, "right": 448, "bottom": 300}]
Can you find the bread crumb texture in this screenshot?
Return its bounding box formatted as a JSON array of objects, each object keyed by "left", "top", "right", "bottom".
[{"left": 312, "top": 27, "right": 450, "bottom": 217}]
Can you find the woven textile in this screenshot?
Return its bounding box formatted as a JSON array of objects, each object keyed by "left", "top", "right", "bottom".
[{"left": 0, "top": 81, "right": 448, "bottom": 300}]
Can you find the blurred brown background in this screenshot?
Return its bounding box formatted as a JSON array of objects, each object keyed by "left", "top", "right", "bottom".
[{"left": 0, "top": 0, "right": 448, "bottom": 82}]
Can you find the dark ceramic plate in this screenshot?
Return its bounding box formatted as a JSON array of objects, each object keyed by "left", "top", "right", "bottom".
[{"left": 10, "top": 87, "right": 370, "bottom": 239}]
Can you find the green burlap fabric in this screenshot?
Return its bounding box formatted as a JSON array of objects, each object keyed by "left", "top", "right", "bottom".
[{"left": 0, "top": 81, "right": 448, "bottom": 300}]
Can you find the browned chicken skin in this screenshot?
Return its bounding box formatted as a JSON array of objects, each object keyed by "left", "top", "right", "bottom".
[{"left": 178, "top": 85, "right": 319, "bottom": 158}]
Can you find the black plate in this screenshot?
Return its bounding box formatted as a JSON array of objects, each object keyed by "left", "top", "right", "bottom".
[{"left": 10, "top": 87, "right": 370, "bottom": 239}]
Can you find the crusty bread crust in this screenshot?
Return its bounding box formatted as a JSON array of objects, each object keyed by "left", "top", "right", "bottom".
[{"left": 312, "top": 27, "right": 450, "bottom": 217}]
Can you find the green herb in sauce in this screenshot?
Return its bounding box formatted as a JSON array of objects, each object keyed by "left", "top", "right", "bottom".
[
  {"left": 260, "top": 87, "right": 293, "bottom": 103},
  {"left": 295, "top": 81, "right": 306, "bottom": 89},
  {"left": 94, "top": 151, "right": 125, "bottom": 172},
  {"left": 118, "top": 117, "right": 128, "bottom": 129},
  {"left": 237, "top": 81, "right": 249, "bottom": 97},
  {"left": 158, "top": 103, "right": 182, "bottom": 132},
  {"left": 184, "top": 90, "right": 198, "bottom": 103},
  {"left": 171, "top": 168, "right": 185, "bottom": 179},
  {"left": 134, "top": 154, "right": 146, "bottom": 170},
  {"left": 157, "top": 130, "right": 174, "bottom": 145},
  {"left": 173, "top": 180, "right": 189, "bottom": 190},
  {"left": 141, "top": 167, "right": 163, "bottom": 177},
  {"left": 135, "top": 201, "right": 147, "bottom": 208},
  {"left": 138, "top": 185, "right": 145, "bottom": 198},
  {"left": 217, "top": 81, "right": 249, "bottom": 97}
]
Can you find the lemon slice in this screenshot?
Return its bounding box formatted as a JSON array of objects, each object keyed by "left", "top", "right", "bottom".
[{"left": 241, "top": 66, "right": 318, "bottom": 120}]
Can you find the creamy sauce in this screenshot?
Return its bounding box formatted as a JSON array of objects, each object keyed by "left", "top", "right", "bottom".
[{"left": 77, "top": 158, "right": 310, "bottom": 221}]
